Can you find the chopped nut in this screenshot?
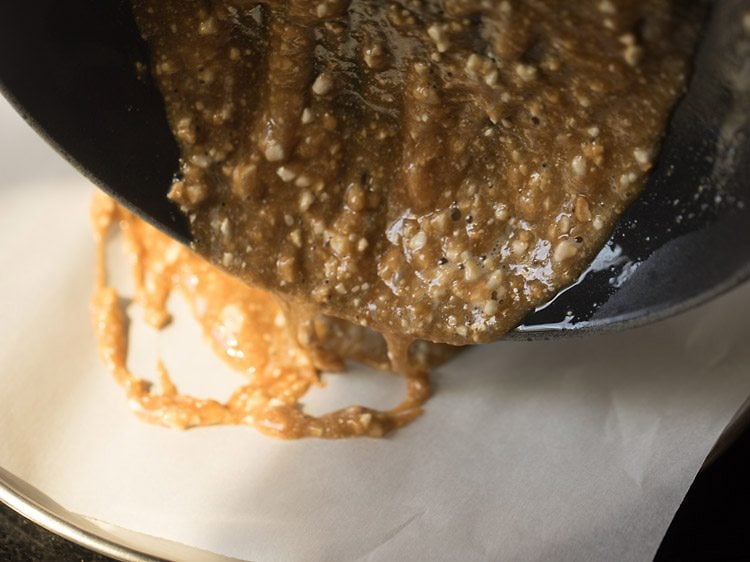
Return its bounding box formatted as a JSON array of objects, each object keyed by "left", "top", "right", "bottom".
[
  {"left": 264, "top": 142, "right": 285, "bottom": 162},
  {"left": 575, "top": 196, "right": 592, "bottom": 222},
  {"left": 409, "top": 231, "right": 427, "bottom": 252},
  {"left": 276, "top": 166, "right": 296, "bottom": 182},
  {"left": 427, "top": 23, "right": 450, "bottom": 53},
  {"left": 299, "top": 190, "right": 314, "bottom": 212},
  {"left": 553, "top": 240, "right": 578, "bottom": 263},
  {"left": 483, "top": 300, "right": 498, "bottom": 316},
  {"left": 571, "top": 155, "right": 587, "bottom": 177},
  {"left": 511, "top": 240, "right": 528, "bottom": 257},
  {"left": 515, "top": 63, "right": 537, "bottom": 81},
  {"left": 312, "top": 72, "right": 333, "bottom": 95},
  {"left": 633, "top": 147, "right": 652, "bottom": 170}
]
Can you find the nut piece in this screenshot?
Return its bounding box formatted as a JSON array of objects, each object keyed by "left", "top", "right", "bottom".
[
  {"left": 553, "top": 240, "right": 578, "bottom": 263},
  {"left": 312, "top": 72, "right": 333, "bottom": 95}
]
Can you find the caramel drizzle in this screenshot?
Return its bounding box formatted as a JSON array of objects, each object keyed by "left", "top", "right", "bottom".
[{"left": 90, "top": 193, "right": 430, "bottom": 438}]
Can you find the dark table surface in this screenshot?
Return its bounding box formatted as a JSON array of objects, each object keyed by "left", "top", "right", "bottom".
[{"left": 2, "top": 423, "right": 750, "bottom": 562}]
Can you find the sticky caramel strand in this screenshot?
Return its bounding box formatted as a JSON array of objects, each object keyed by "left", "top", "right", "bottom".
[{"left": 89, "top": 193, "right": 430, "bottom": 438}]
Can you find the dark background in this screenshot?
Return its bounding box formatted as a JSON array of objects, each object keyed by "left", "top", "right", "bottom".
[{"left": 2, "top": 425, "right": 750, "bottom": 561}]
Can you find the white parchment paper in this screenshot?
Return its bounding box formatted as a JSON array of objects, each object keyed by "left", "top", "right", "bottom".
[{"left": 1, "top": 97, "right": 750, "bottom": 562}]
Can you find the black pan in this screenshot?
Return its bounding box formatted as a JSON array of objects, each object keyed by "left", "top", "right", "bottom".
[{"left": 0, "top": 0, "right": 748, "bottom": 339}]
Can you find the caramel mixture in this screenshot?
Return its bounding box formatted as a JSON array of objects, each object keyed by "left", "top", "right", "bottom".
[
  {"left": 91, "top": 1, "right": 706, "bottom": 438},
  {"left": 133, "top": 0, "right": 704, "bottom": 345},
  {"left": 91, "top": 192, "right": 454, "bottom": 437}
]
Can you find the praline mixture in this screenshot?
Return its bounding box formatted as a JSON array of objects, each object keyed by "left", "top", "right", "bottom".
[
  {"left": 91, "top": 0, "right": 704, "bottom": 438},
  {"left": 92, "top": 194, "right": 450, "bottom": 437}
]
